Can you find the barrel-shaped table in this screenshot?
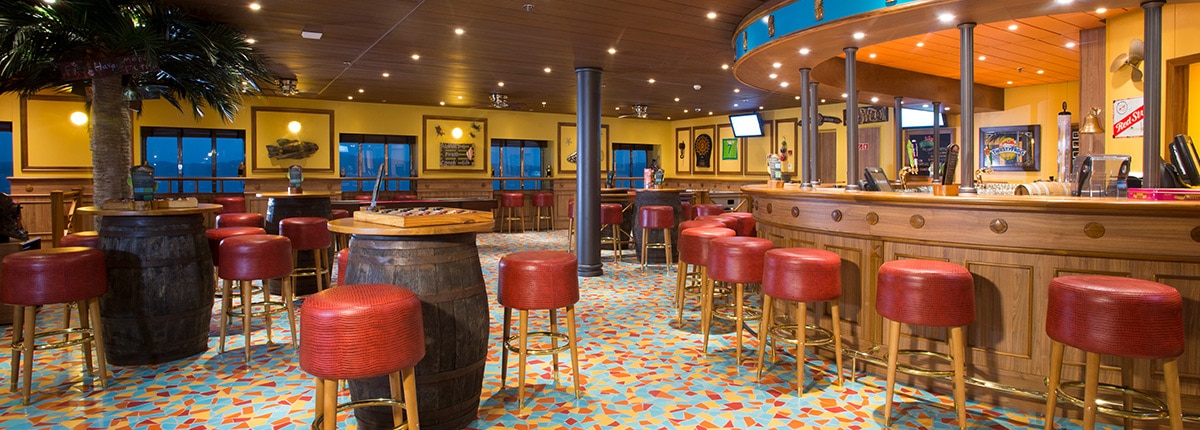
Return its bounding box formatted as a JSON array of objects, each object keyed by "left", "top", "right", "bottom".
[
  {"left": 77, "top": 204, "right": 220, "bottom": 366},
  {"left": 329, "top": 217, "right": 494, "bottom": 430},
  {"left": 632, "top": 188, "right": 684, "bottom": 264},
  {"left": 257, "top": 192, "right": 332, "bottom": 295}
]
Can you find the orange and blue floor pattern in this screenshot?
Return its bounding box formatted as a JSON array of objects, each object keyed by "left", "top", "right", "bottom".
[{"left": 0, "top": 230, "right": 1114, "bottom": 429}]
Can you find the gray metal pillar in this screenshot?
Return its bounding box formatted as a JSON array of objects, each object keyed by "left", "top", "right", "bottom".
[
  {"left": 959, "top": 22, "right": 977, "bottom": 194},
  {"left": 575, "top": 67, "right": 603, "bottom": 277},
  {"left": 809, "top": 82, "right": 820, "bottom": 184},
  {"left": 844, "top": 47, "right": 860, "bottom": 191},
  {"left": 932, "top": 101, "right": 942, "bottom": 179},
  {"left": 894, "top": 97, "right": 904, "bottom": 170},
  {"left": 800, "top": 68, "right": 812, "bottom": 187},
  {"left": 1144, "top": 1, "right": 1164, "bottom": 187}
]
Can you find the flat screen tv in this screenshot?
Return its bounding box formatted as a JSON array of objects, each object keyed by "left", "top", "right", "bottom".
[
  {"left": 900, "top": 107, "right": 947, "bottom": 128},
  {"left": 729, "top": 112, "right": 764, "bottom": 137}
]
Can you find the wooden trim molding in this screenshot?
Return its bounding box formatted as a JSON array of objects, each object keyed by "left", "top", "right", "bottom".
[{"left": 250, "top": 106, "right": 336, "bottom": 174}]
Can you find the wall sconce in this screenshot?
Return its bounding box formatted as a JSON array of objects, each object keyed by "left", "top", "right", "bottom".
[
  {"left": 451, "top": 127, "right": 463, "bottom": 139},
  {"left": 287, "top": 120, "right": 302, "bottom": 133},
  {"left": 70, "top": 111, "right": 88, "bottom": 125},
  {"left": 1080, "top": 107, "right": 1104, "bottom": 134},
  {"left": 277, "top": 78, "right": 299, "bottom": 96}
]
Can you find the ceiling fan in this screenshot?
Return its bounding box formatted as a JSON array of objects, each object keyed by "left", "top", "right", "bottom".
[
  {"left": 1110, "top": 38, "right": 1145, "bottom": 82},
  {"left": 618, "top": 104, "right": 662, "bottom": 119}
]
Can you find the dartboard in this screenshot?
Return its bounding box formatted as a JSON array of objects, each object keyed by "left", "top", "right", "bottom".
[{"left": 695, "top": 134, "right": 712, "bottom": 156}]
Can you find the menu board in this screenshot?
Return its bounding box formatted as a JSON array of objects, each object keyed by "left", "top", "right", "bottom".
[{"left": 440, "top": 143, "right": 476, "bottom": 166}]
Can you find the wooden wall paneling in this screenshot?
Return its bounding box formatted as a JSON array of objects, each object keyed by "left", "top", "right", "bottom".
[
  {"left": 553, "top": 179, "right": 576, "bottom": 230},
  {"left": 1078, "top": 27, "right": 1106, "bottom": 156},
  {"left": 1150, "top": 273, "right": 1200, "bottom": 396}
]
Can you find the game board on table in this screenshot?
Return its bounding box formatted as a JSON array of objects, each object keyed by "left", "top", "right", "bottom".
[{"left": 353, "top": 206, "right": 493, "bottom": 227}]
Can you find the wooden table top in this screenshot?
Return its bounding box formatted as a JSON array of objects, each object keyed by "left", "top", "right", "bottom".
[
  {"left": 328, "top": 217, "right": 495, "bottom": 236},
  {"left": 77, "top": 203, "right": 222, "bottom": 217}
]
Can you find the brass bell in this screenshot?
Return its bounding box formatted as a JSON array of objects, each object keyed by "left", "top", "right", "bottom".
[{"left": 1080, "top": 107, "right": 1104, "bottom": 134}]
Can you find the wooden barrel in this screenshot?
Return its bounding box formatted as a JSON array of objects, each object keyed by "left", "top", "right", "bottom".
[
  {"left": 346, "top": 232, "right": 488, "bottom": 430},
  {"left": 1014, "top": 181, "right": 1071, "bottom": 196},
  {"left": 264, "top": 195, "right": 331, "bottom": 295},
  {"left": 632, "top": 189, "right": 682, "bottom": 264},
  {"left": 98, "top": 214, "right": 214, "bottom": 366}
]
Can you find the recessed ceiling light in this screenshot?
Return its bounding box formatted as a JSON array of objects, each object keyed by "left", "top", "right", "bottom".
[
  {"left": 1056, "top": 0, "right": 1073, "bottom": 4},
  {"left": 733, "top": 88, "right": 740, "bottom": 93},
  {"left": 1096, "top": 7, "right": 1108, "bottom": 14},
  {"left": 249, "top": 2, "right": 261, "bottom": 11},
  {"left": 706, "top": 12, "right": 717, "bottom": 19},
  {"left": 978, "top": 55, "right": 987, "bottom": 61},
  {"left": 870, "top": 96, "right": 879, "bottom": 103},
  {"left": 542, "top": 102, "right": 547, "bottom": 107},
  {"left": 648, "top": 78, "right": 656, "bottom": 84},
  {"left": 683, "top": 109, "right": 689, "bottom": 113},
  {"left": 608, "top": 48, "right": 617, "bottom": 54},
  {"left": 1065, "top": 41, "right": 1076, "bottom": 48},
  {"left": 780, "top": 82, "right": 789, "bottom": 87},
  {"left": 1008, "top": 24, "right": 1019, "bottom": 31},
  {"left": 1007, "top": 81, "right": 1014, "bottom": 85},
  {"left": 1037, "top": 69, "right": 1045, "bottom": 74},
  {"left": 916, "top": 42, "right": 925, "bottom": 47},
  {"left": 853, "top": 32, "right": 865, "bottom": 40},
  {"left": 733, "top": 103, "right": 740, "bottom": 107},
  {"left": 382, "top": 72, "right": 390, "bottom": 77},
  {"left": 454, "top": 28, "right": 465, "bottom": 35},
  {"left": 439, "top": 101, "right": 445, "bottom": 106},
  {"left": 938, "top": 13, "right": 955, "bottom": 23},
  {"left": 666, "top": 116, "right": 672, "bottom": 120},
  {"left": 245, "top": 38, "right": 256, "bottom": 44},
  {"left": 799, "top": 48, "right": 810, "bottom": 55},
  {"left": 922, "top": 104, "right": 930, "bottom": 108},
  {"left": 772, "top": 62, "right": 782, "bottom": 68},
  {"left": 674, "top": 97, "right": 680, "bottom": 102},
  {"left": 347, "top": 96, "right": 354, "bottom": 100},
  {"left": 615, "top": 106, "right": 621, "bottom": 110},
  {"left": 721, "top": 64, "right": 729, "bottom": 70},
  {"left": 411, "top": 54, "right": 420, "bottom": 60},
  {"left": 758, "top": 106, "right": 764, "bottom": 110},
  {"left": 769, "top": 73, "right": 778, "bottom": 79},
  {"left": 544, "top": 67, "right": 552, "bottom": 73},
  {"left": 795, "top": 96, "right": 801, "bottom": 100},
  {"left": 869, "top": 53, "right": 877, "bottom": 59},
  {"left": 498, "top": 82, "right": 504, "bottom": 87},
  {"left": 358, "top": 88, "right": 364, "bottom": 93},
  {"left": 457, "top": 95, "right": 463, "bottom": 100},
  {"left": 841, "top": 93, "right": 848, "bottom": 98},
  {"left": 944, "top": 107, "right": 951, "bottom": 111},
  {"left": 708, "top": 111, "right": 714, "bottom": 115},
  {"left": 820, "top": 99, "right": 826, "bottom": 103}
]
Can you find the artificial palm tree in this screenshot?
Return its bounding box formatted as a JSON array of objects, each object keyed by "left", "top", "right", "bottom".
[{"left": 0, "top": 0, "right": 273, "bottom": 205}]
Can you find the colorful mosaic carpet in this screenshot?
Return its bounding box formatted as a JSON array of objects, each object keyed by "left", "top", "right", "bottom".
[{"left": 0, "top": 230, "right": 1114, "bottom": 429}]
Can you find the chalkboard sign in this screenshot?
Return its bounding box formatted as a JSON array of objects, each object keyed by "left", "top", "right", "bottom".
[{"left": 440, "top": 143, "right": 476, "bottom": 166}]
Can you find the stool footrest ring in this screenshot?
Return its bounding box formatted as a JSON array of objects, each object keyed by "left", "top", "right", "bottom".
[
  {"left": 225, "top": 300, "right": 287, "bottom": 318},
  {"left": 310, "top": 397, "right": 411, "bottom": 430},
  {"left": 15, "top": 327, "right": 98, "bottom": 352},
  {"left": 713, "top": 305, "right": 762, "bottom": 322},
  {"left": 766, "top": 323, "right": 834, "bottom": 347},
  {"left": 504, "top": 331, "right": 573, "bottom": 356},
  {"left": 1055, "top": 380, "right": 1171, "bottom": 421},
  {"left": 889, "top": 349, "right": 955, "bottom": 378}
]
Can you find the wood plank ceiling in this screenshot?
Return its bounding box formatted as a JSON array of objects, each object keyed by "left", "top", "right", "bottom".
[{"left": 164, "top": 0, "right": 1129, "bottom": 118}]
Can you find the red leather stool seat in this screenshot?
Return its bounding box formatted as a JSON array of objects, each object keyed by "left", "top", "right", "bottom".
[
  {"left": 681, "top": 201, "right": 693, "bottom": 221},
  {"left": 707, "top": 237, "right": 773, "bottom": 284},
  {"left": 696, "top": 214, "right": 739, "bottom": 231},
  {"left": 762, "top": 248, "right": 842, "bottom": 303},
  {"left": 877, "top": 259, "right": 975, "bottom": 327},
  {"left": 723, "top": 212, "right": 757, "bottom": 237},
  {"left": 532, "top": 192, "right": 553, "bottom": 207},
  {"left": 335, "top": 249, "right": 349, "bottom": 286},
  {"left": 501, "top": 192, "right": 524, "bottom": 208},
  {"left": 59, "top": 231, "right": 99, "bottom": 248},
  {"left": 280, "top": 217, "right": 331, "bottom": 251},
  {"left": 678, "top": 220, "right": 724, "bottom": 232},
  {"left": 218, "top": 235, "right": 293, "bottom": 281},
  {"left": 214, "top": 196, "right": 246, "bottom": 214},
  {"left": 216, "top": 212, "right": 264, "bottom": 229},
  {"left": 693, "top": 203, "right": 725, "bottom": 218},
  {"left": 599, "top": 203, "right": 623, "bottom": 225},
  {"left": 330, "top": 209, "right": 351, "bottom": 220},
  {"left": 205, "top": 227, "right": 266, "bottom": 266},
  {"left": 1047, "top": 275, "right": 1184, "bottom": 359},
  {"left": 678, "top": 227, "right": 735, "bottom": 266},
  {"left": 567, "top": 200, "right": 575, "bottom": 219},
  {"left": 498, "top": 251, "right": 579, "bottom": 310},
  {"left": 1, "top": 247, "right": 107, "bottom": 306},
  {"left": 300, "top": 283, "right": 425, "bottom": 379},
  {"left": 638, "top": 205, "right": 674, "bottom": 229}
]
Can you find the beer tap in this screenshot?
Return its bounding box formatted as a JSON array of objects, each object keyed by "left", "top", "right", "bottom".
[{"left": 897, "top": 166, "right": 917, "bottom": 190}]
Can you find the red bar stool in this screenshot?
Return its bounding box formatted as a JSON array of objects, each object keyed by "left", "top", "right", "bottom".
[
  {"left": 330, "top": 209, "right": 350, "bottom": 220},
  {"left": 497, "top": 251, "right": 582, "bottom": 411},
  {"left": 696, "top": 214, "right": 739, "bottom": 231},
  {"left": 300, "top": 283, "right": 424, "bottom": 430},
  {"left": 214, "top": 196, "right": 246, "bottom": 214},
  {"left": 218, "top": 234, "right": 296, "bottom": 362},
  {"left": 334, "top": 248, "right": 349, "bottom": 287},
  {"left": 680, "top": 201, "right": 694, "bottom": 221},
  {"left": 637, "top": 205, "right": 675, "bottom": 270},
  {"left": 330, "top": 209, "right": 352, "bottom": 252},
  {"left": 216, "top": 212, "right": 264, "bottom": 229},
  {"left": 566, "top": 200, "right": 576, "bottom": 253},
  {"left": 674, "top": 223, "right": 731, "bottom": 324},
  {"left": 693, "top": 203, "right": 725, "bottom": 218},
  {"left": 532, "top": 191, "right": 554, "bottom": 231},
  {"left": 1044, "top": 275, "right": 1184, "bottom": 430},
  {"left": 500, "top": 192, "right": 525, "bottom": 233},
  {"left": 723, "top": 212, "right": 757, "bottom": 237},
  {"left": 599, "top": 203, "right": 628, "bottom": 261},
  {"left": 280, "top": 217, "right": 332, "bottom": 293},
  {"left": 59, "top": 231, "right": 99, "bottom": 248},
  {"left": 703, "top": 236, "right": 773, "bottom": 365},
  {"left": 755, "top": 248, "right": 843, "bottom": 392},
  {"left": 1, "top": 247, "right": 108, "bottom": 405},
  {"left": 877, "top": 259, "right": 975, "bottom": 429},
  {"left": 206, "top": 226, "right": 267, "bottom": 294}
]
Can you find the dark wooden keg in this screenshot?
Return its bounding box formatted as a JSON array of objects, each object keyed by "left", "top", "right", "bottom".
[
  {"left": 264, "top": 195, "right": 331, "bottom": 295},
  {"left": 633, "top": 189, "right": 683, "bottom": 264},
  {"left": 97, "top": 214, "right": 214, "bottom": 365},
  {"left": 346, "top": 232, "right": 489, "bottom": 430}
]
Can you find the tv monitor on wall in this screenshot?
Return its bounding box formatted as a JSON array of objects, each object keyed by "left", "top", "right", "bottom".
[
  {"left": 729, "top": 112, "right": 765, "bottom": 137},
  {"left": 899, "top": 107, "right": 947, "bottom": 128}
]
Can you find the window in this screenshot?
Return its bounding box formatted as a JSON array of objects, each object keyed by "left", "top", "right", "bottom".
[
  {"left": 0, "top": 122, "right": 11, "bottom": 193},
  {"left": 612, "top": 144, "right": 653, "bottom": 188},
  {"left": 141, "top": 127, "right": 245, "bottom": 194},
  {"left": 339, "top": 134, "right": 415, "bottom": 193},
  {"left": 490, "top": 139, "right": 546, "bottom": 190}
]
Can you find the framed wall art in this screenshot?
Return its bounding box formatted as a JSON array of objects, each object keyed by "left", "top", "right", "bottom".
[
  {"left": 423, "top": 115, "right": 488, "bottom": 172},
  {"left": 979, "top": 125, "right": 1040, "bottom": 172}
]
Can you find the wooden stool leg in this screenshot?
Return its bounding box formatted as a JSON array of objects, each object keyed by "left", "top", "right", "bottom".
[
  {"left": 949, "top": 326, "right": 967, "bottom": 429},
  {"left": 21, "top": 306, "right": 35, "bottom": 405},
  {"left": 797, "top": 301, "right": 808, "bottom": 392},
  {"left": 389, "top": 371, "right": 403, "bottom": 428},
  {"left": 1121, "top": 357, "right": 1134, "bottom": 429},
  {"left": 241, "top": 280, "right": 253, "bottom": 362},
  {"left": 883, "top": 319, "right": 901, "bottom": 426},
  {"left": 322, "top": 378, "right": 337, "bottom": 430},
  {"left": 640, "top": 227, "right": 649, "bottom": 270},
  {"left": 500, "top": 306, "right": 511, "bottom": 387},
  {"left": 664, "top": 229, "right": 673, "bottom": 269},
  {"left": 1082, "top": 352, "right": 1101, "bottom": 429},
  {"left": 700, "top": 267, "right": 713, "bottom": 354},
  {"left": 1044, "top": 341, "right": 1064, "bottom": 430},
  {"left": 219, "top": 279, "right": 232, "bottom": 354},
  {"left": 77, "top": 300, "right": 94, "bottom": 377},
  {"left": 517, "top": 309, "right": 529, "bottom": 412},
  {"left": 550, "top": 308, "right": 560, "bottom": 387},
  {"left": 284, "top": 277, "right": 298, "bottom": 347},
  {"left": 755, "top": 295, "right": 773, "bottom": 381},
  {"left": 734, "top": 282, "right": 745, "bottom": 366},
  {"left": 567, "top": 305, "right": 581, "bottom": 399},
  {"left": 830, "top": 301, "right": 843, "bottom": 386},
  {"left": 1163, "top": 358, "right": 1183, "bottom": 430},
  {"left": 9, "top": 305, "right": 22, "bottom": 393},
  {"left": 314, "top": 376, "right": 325, "bottom": 426},
  {"left": 675, "top": 261, "right": 687, "bottom": 324},
  {"left": 262, "top": 279, "right": 274, "bottom": 344},
  {"left": 403, "top": 367, "right": 420, "bottom": 429}
]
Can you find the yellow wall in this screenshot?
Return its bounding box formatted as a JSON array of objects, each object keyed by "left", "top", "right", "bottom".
[{"left": 975, "top": 81, "right": 1081, "bottom": 184}]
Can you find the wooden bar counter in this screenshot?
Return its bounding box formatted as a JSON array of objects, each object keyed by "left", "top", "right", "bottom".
[{"left": 742, "top": 184, "right": 1200, "bottom": 418}]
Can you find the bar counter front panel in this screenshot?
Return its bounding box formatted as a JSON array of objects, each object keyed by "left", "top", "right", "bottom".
[{"left": 743, "top": 185, "right": 1200, "bottom": 413}]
